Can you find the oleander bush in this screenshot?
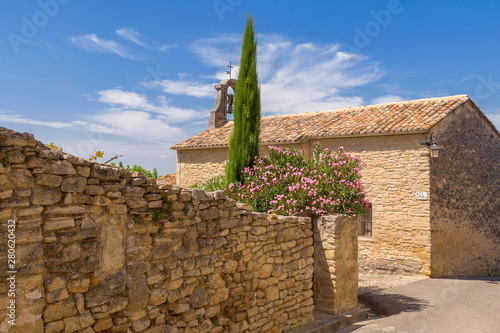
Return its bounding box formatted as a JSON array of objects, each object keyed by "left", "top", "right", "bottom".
[{"left": 226, "top": 144, "right": 371, "bottom": 216}]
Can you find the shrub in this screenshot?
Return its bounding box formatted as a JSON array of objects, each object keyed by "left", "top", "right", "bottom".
[
  {"left": 191, "top": 174, "right": 226, "bottom": 192},
  {"left": 226, "top": 144, "right": 371, "bottom": 216}
]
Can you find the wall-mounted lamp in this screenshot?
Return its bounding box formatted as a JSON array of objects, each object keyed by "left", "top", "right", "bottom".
[
  {"left": 430, "top": 142, "right": 440, "bottom": 158},
  {"left": 421, "top": 132, "right": 441, "bottom": 158},
  {"left": 429, "top": 132, "right": 440, "bottom": 158}
]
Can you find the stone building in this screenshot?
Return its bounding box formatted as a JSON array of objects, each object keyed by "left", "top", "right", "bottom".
[{"left": 172, "top": 81, "right": 500, "bottom": 277}]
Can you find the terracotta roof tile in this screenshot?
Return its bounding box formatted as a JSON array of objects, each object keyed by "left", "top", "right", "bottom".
[
  {"left": 157, "top": 173, "right": 176, "bottom": 185},
  {"left": 172, "top": 95, "right": 470, "bottom": 150}
]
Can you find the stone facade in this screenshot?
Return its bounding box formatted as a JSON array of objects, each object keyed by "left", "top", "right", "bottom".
[
  {"left": 173, "top": 100, "right": 499, "bottom": 277},
  {"left": 312, "top": 134, "right": 433, "bottom": 276},
  {"left": 0, "top": 126, "right": 360, "bottom": 332},
  {"left": 430, "top": 102, "right": 500, "bottom": 277},
  {"left": 175, "top": 148, "right": 228, "bottom": 187}
]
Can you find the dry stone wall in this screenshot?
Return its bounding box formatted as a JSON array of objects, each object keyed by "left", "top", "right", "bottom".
[
  {"left": 0, "top": 127, "right": 316, "bottom": 333},
  {"left": 313, "top": 215, "right": 358, "bottom": 315}
]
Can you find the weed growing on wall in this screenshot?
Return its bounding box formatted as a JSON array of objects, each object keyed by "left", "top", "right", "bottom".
[{"left": 227, "top": 144, "right": 371, "bottom": 216}]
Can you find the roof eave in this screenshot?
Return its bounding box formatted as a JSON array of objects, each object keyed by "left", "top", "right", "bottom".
[{"left": 172, "top": 129, "right": 430, "bottom": 150}]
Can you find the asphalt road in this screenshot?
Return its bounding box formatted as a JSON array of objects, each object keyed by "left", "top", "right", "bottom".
[{"left": 338, "top": 277, "right": 500, "bottom": 333}]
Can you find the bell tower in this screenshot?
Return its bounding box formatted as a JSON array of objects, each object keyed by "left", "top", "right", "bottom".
[{"left": 209, "top": 62, "right": 237, "bottom": 129}]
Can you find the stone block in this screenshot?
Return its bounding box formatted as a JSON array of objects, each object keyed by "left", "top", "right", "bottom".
[
  {"left": 201, "top": 207, "right": 218, "bottom": 220},
  {"left": 149, "top": 289, "right": 168, "bottom": 306},
  {"left": 127, "top": 276, "right": 149, "bottom": 310},
  {"left": 107, "top": 297, "right": 128, "bottom": 313},
  {"left": 34, "top": 174, "right": 62, "bottom": 187},
  {"left": 85, "top": 185, "right": 105, "bottom": 196},
  {"left": 93, "top": 317, "right": 113, "bottom": 332},
  {"left": 25, "top": 156, "right": 47, "bottom": 168},
  {"left": 121, "top": 186, "right": 146, "bottom": 198},
  {"left": 43, "top": 298, "right": 78, "bottom": 322},
  {"left": 126, "top": 198, "right": 148, "bottom": 208},
  {"left": 43, "top": 205, "right": 86, "bottom": 215},
  {"left": 44, "top": 217, "right": 75, "bottom": 231},
  {"left": 59, "top": 228, "right": 98, "bottom": 244},
  {"left": 74, "top": 293, "right": 85, "bottom": 313},
  {"left": 92, "top": 196, "right": 111, "bottom": 206},
  {"left": 130, "top": 177, "right": 146, "bottom": 186},
  {"left": 131, "top": 318, "right": 151, "bottom": 332},
  {"left": 0, "top": 189, "right": 13, "bottom": 199},
  {"left": 101, "top": 225, "right": 124, "bottom": 274},
  {"left": 85, "top": 285, "right": 112, "bottom": 308},
  {"left": 189, "top": 289, "right": 209, "bottom": 308},
  {"left": 44, "top": 276, "right": 66, "bottom": 292},
  {"left": 63, "top": 312, "right": 95, "bottom": 333},
  {"left": 62, "top": 153, "right": 86, "bottom": 165},
  {"left": 0, "top": 129, "right": 36, "bottom": 146},
  {"left": 68, "top": 279, "right": 90, "bottom": 293},
  {"left": 0, "top": 197, "right": 30, "bottom": 208},
  {"left": 61, "top": 177, "right": 87, "bottom": 192},
  {"left": 90, "top": 164, "right": 123, "bottom": 181},
  {"left": 46, "top": 161, "right": 76, "bottom": 175},
  {"left": 31, "top": 188, "right": 61, "bottom": 205},
  {"left": 75, "top": 166, "right": 91, "bottom": 178},
  {"left": 9, "top": 169, "right": 34, "bottom": 188},
  {"left": 45, "top": 320, "right": 65, "bottom": 333}
]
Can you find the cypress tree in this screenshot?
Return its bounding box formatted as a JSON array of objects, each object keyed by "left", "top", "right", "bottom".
[{"left": 226, "top": 16, "right": 261, "bottom": 184}]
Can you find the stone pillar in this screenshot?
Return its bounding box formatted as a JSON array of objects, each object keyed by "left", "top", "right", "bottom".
[{"left": 313, "top": 214, "right": 359, "bottom": 315}]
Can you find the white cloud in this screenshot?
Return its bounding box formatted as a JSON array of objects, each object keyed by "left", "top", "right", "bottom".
[
  {"left": 174, "top": 34, "right": 383, "bottom": 115},
  {"left": 82, "top": 110, "right": 185, "bottom": 142},
  {"left": 98, "top": 89, "right": 156, "bottom": 110},
  {"left": 116, "top": 27, "right": 176, "bottom": 52},
  {"left": 258, "top": 39, "right": 383, "bottom": 114},
  {"left": 0, "top": 112, "right": 72, "bottom": 128},
  {"left": 371, "top": 95, "right": 405, "bottom": 105},
  {"left": 152, "top": 80, "right": 214, "bottom": 98},
  {"left": 96, "top": 89, "right": 201, "bottom": 122},
  {"left": 116, "top": 28, "right": 147, "bottom": 47},
  {"left": 71, "top": 34, "right": 135, "bottom": 59},
  {"left": 191, "top": 34, "right": 242, "bottom": 68}
]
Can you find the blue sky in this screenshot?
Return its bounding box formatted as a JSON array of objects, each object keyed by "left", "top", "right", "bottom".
[{"left": 1, "top": 0, "right": 500, "bottom": 175}]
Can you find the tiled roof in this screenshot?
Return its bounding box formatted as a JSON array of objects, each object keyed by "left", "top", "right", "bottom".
[
  {"left": 157, "top": 173, "right": 176, "bottom": 185},
  {"left": 172, "top": 95, "right": 471, "bottom": 150}
]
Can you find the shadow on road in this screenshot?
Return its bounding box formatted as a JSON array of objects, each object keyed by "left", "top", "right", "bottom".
[{"left": 358, "top": 287, "right": 429, "bottom": 316}]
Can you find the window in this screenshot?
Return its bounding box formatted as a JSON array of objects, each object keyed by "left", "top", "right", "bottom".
[{"left": 359, "top": 206, "right": 372, "bottom": 237}]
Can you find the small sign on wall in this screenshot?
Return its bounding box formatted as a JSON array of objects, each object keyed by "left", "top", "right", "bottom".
[{"left": 415, "top": 192, "right": 429, "bottom": 200}]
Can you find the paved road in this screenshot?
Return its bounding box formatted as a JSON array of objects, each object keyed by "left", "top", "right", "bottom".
[{"left": 338, "top": 277, "right": 500, "bottom": 333}]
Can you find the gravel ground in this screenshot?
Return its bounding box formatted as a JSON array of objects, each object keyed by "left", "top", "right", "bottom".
[{"left": 358, "top": 273, "right": 429, "bottom": 294}]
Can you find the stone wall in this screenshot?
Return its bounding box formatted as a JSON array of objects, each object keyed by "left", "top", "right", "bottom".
[
  {"left": 430, "top": 102, "right": 500, "bottom": 277},
  {"left": 0, "top": 127, "right": 317, "bottom": 333},
  {"left": 313, "top": 215, "right": 358, "bottom": 315}
]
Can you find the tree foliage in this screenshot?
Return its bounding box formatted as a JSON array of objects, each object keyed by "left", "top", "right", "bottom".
[
  {"left": 111, "top": 161, "right": 158, "bottom": 179},
  {"left": 226, "top": 16, "right": 261, "bottom": 184}
]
